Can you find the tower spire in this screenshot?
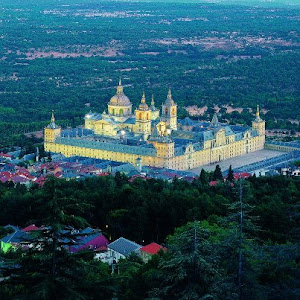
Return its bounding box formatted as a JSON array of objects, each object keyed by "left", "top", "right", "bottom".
[
  {"left": 138, "top": 91, "right": 149, "bottom": 110},
  {"left": 51, "top": 109, "right": 55, "bottom": 123},
  {"left": 47, "top": 109, "right": 60, "bottom": 129},
  {"left": 151, "top": 94, "right": 155, "bottom": 106},
  {"left": 141, "top": 91, "right": 146, "bottom": 103},
  {"left": 168, "top": 87, "right": 172, "bottom": 99},
  {"left": 117, "top": 78, "right": 123, "bottom": 94},
  {"left": 211, "top": 112, "right": 219, "bottom": 128},
  {"left": 256, "top": 105, "right": 260, "bottom": 118},
  {"left": 255, "top": 105, "right": 262, "bottom": 122}
]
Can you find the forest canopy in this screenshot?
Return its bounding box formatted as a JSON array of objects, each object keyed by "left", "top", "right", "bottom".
[
  {"left": 0, "top": 1, "right": 299, "bottom": 146},
  {"left": 0, "top": 174, "right": 299, "bottom": 299}
]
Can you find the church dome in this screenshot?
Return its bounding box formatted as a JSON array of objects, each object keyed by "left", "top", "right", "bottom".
[
  {"left": 108, "top": 79, "right": 132, "bottom": 107},
  {"left": 109, "top": 94, "right": 131, "bottom": 106}
]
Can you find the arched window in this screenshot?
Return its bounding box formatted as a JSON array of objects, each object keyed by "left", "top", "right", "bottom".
[
  {"left": 119, "top": 109, "right": 123, "bottom": 116},
  {"left": 139, "top": 112, "right": 142, "bottom": 120},
  {"left": 112, "top": 108, "right": 115, "bottom": 115},
  {"left": 165, "top": 108, "right": 168, "bottom": 114}
]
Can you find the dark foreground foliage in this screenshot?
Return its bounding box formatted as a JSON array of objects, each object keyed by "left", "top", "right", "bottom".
[{"left": 0, "top": 174, "right": 299, "bottom": 299}]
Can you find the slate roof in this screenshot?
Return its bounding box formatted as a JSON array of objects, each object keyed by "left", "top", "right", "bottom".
[
  {"left": 84, "top": 112, "right": 102, "bottom": 121},
  {"left": 127, "top": 169, "right": 141, "bottom": 177},
  {"left": 108, "top": 237, "right": 141, "bottom": 257},
  {"left": 71, "top": 231, "right": 105, "bottom": 251},
  {"left": 80, "top": 227, "right": 94, "bottom": 234},
  {"left": 180, "top": 117, "right": 195, "bottom": 126},
  {"left": 266, "top": 140, "right": 300, "bottom": 149},
  {"left": 55, "top": 137, "right": 157, "bottom": 156},
  {"left": 224, "top": 126, "right": 235, "bottom": 136},
  {"left": 4, "top": 225, "right": 19, "bottom": 232},
  {"left": 192, "top": 121, "right": 211, "bottom": 129},
  {"left": 174, "top": 146, "right": 185, "bottom": 156},
  {"left": 1, "top": 230, "right": 29, "bottom": 243},
  {"left": 61, "top": 128, "right": 93, "bottom": 138},
  {"left": 123, "top": 117, "right": 136, "bottom": 124},
  {"left": 230, "top": 125, "right": 249, "bottom": 133},
  {"left": 235, "top": 132, "right": 244, "bottom": 141},
  {"left": 250, "top": 129, "right": 259, "bottom": 137},
  {"left": 171, "top": 130, "right": 203, "bottom": 142},
  {"left": 198, "top": 130, "right": 215, "bottom": 141}
]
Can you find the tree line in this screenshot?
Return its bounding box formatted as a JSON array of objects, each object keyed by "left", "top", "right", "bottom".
[{"left": 0, "top": 173, "right": 299, "bottom": 299}]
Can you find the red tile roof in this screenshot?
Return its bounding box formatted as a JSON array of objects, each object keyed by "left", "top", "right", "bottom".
[
  {"left": 128, "top": 175, "right": 146, "bottom": 182},
  {"left": 12, "top": 175, "right": 29, "bottom": 183},
  {"left": 0, "top": 153, "right": 12, "bottom": 158},
  {"left": 35, "top": 176, "right": 46, "bottom": 186},
  {"left": 22, "top": 224, "right": 40, "bottom": 232},
  {"left": 97, "top": 172, "right": 110, "bottom": 177},
  {"left": 140, "top": 242, "right": 167, "bottom": 255},
  {"left": 0, "top": 172, "right": 11, "bottom": 178},
  {"left": 233, "top": 172, "right": 251, "bottom": 179},
  {"left": 94, "top": 245, "right": 107, "bottom": 251},
  {"left": 209, "top": 180, "right": 219, "bottom": 186},
  {"left": 0, "top": 176, "right": 8, "bottom": 183}
]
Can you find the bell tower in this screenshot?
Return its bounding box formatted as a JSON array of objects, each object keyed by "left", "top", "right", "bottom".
[
  {"left": 134, "top": 92, "right": 151, "bottom": 135},
  {"left": 161, "top": 88, "right": 177, "bottom": 131},
  {"left": 150, "top": 95, "right": 160, "bottom": 120},
  {"left": 44, "top": 110, "right": 61, "bottom": 143}
]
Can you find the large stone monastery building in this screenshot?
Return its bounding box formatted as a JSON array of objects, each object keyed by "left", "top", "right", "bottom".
[{"left": 44, "top": 80, "right": 265, "bottom": 170}]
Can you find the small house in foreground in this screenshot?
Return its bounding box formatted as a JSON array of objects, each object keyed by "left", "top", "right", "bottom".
[
  {"left": 106, "top": 237, "right": 141, "bottom": 264},
  {"left": 139, "top": 242, "right": 167, "bottom": 262}
]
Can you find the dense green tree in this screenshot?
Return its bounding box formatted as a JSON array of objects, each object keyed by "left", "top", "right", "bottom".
[
  {"left": 149, "top": 221, "right": 234, "bottom": 300},
  {"left": 227, "top": 165, "right": 234, "bottom": 182},
  {"left": 213, "top": 165, "right": 223, "bottom": 181},
  {"left": 199, "top": 168, "right": 208, "bottom": 185},
  {"left": 0, "top": 177, "right": 98, "bottom": 300},
  {"left": 0, "top": 173, "right": 299, "bottom": 299}
]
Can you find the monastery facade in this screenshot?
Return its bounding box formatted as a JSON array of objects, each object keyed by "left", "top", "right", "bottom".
[{"left": 44, "top": 80, "right": 265, "bottom": 170}]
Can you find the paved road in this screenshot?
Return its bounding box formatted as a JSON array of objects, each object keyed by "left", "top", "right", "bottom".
[{"left": 190, "top": 149, "right": 285, "bottom": 174}]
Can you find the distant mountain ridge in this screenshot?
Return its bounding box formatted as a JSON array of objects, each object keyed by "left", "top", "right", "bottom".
[{"left": 114, "top": 0, "right": 300, "bottom": 7}]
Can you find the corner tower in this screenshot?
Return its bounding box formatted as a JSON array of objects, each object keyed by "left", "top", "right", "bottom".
[
  {"left": 44, "top": 110, "right": 61, "bottom": 143},
  {"left": 252, "top": 105, "right": 265, "bottom": 148},
  {"left": 161, "top": 88, "right": 177, "bottom": 131},
  {"left": 252, "top": 105, "right": 265, "bottom": 136}
]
